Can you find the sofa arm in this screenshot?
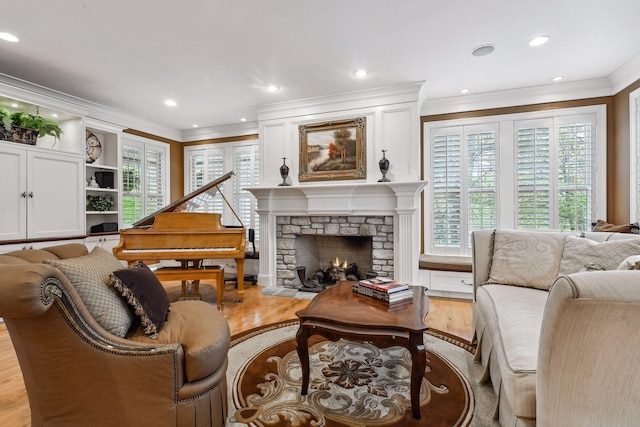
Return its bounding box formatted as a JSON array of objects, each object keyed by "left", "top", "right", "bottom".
[
  {"left": 471, "top": 230, "right": 494, "bottom": 298},
  {"left": 537, "top": 271, "right": 640, "bottom": 427}
]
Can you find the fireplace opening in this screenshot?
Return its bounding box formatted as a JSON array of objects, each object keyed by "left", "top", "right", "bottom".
[{"left": 295, "top": 235, "right": 373, "bottom": 292}]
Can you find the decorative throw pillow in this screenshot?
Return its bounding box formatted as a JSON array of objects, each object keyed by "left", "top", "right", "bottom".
[
  {"left": 559, "top": 236, "right": 640, "bottom": 275},
  {"left": 110, "top": 261, "right": 170, "bottom": 337},
  {"left": 486, "top": 230, "right": 567, "bottom": 290},
  {"left": 44, "top": 247, "right": 133, "bottom": 337},
  {"left": 617, "top": 255, "right": 640, "bottom": 270}
]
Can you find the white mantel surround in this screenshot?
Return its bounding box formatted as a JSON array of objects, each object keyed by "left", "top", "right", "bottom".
[{"left": 248, "top": 180, "right": 427, "bottom": 287}]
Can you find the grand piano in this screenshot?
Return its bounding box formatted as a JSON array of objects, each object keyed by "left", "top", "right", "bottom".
[{"left": 113, "top": 171, "right": 246, "bottom": 305}]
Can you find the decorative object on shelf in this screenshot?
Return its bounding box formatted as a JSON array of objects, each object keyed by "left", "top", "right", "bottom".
[
  {"left": 95, "top": 171, "right": 115, "bottom": 189},
  {"left": 298, "top": 117, "right": 366, "bottom": 182},
  {"left": 378, "top": 150, "right": 390, "bottom": 182},
  {"left": 88, "top": 176, "right": 100, "bottom": 188},
  {"left": 86, "top": 194, "right": 114, "bottom": 212},
  {"left": 0, "top": 106, "right": 63, "bottom": 145},
  {"left": 278, "top": 158, "right": 290, "bottom": 186},
  {"left": 85, "top": 131, "right": 102, "bottom": 163}
]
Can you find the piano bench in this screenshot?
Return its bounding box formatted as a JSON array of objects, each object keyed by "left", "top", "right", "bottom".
[{"left": 153, "top": 266, "right": 225, "bottom": 309}]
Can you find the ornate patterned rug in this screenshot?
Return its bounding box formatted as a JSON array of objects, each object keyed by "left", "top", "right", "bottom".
[{"left": 227, "top": 321, "right": 498, "bottom": 427}]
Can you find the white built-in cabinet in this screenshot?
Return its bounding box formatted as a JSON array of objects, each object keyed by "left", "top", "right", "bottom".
[
  {"left": 84, "top": 120, "right": 123, "bottom": 237},
  {"left": 0, "top": 141, "right": 84, "bottom": 241}
]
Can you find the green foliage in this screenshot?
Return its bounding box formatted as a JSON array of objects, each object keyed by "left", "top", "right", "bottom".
[
  {"left": 86, "top": 194, "right": 114, "bottom": 212},
  {"left": 0, "top": 107, "right": 63, "bottom": 139}
]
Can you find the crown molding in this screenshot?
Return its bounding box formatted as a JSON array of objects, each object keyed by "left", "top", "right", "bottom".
[
  {"left": 0, "top": 73, "right": 181, "bottom": 141},
  {"left": 254, "top": 82, "right": 425, "bottom": 122},
  {"left": 421, "top": 78, "right": 613, "bottom": 116},
  {"left": 610, "top": 51, "right": 640, "bottom": 94},
  {"left": 181, "top": 121, "right": 259, "bottom": 142}
]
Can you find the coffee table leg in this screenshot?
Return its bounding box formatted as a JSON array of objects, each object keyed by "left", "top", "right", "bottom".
[
  {"left": 409, "top": 333, "right": 427, "bottom": 419},
  {"left": 296, "top": 325, "right": 310, "bottom": 395}
]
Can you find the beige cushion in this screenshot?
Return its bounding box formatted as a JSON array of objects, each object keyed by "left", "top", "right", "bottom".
[
  {"left": 475, "top": 284, "right": 548, "bottom": 418},
  {"left": 559, "top": 236, "right": 640, "bottom": 275},
  {"left": 127, "top": 300, "right": 230, "bottom": 382},
  {"left": 44, "top": 247, "right": 133, "bottom": 337},
  {"left": 487, "top": 230, "right": 567, "bottom": 290}
]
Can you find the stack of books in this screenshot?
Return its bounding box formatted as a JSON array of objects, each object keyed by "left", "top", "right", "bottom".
[{"left": 352, "top": 277, "right": 414, "bottom": 304}]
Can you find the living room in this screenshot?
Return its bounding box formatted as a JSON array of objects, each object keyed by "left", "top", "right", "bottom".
[{"left": 1, "top": 1, "right": 640, "bottom": 426}]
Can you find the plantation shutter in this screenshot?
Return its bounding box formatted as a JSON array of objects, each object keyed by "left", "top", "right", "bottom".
[
  {"left": 430, "top": 125, "right": 497, "bottom": 254},
  {"left": 432, "top": 128, "right": 462, "bottom": 250},
  {"left": 232, "top": 146, "right": 259, "bottom": 241},
  {"left": 121, "top": 144, "right": 143, "bottom": 227},
  {"left": 186, "top": 149, "right": 225, "bottom": 216},
  {"left": 145, "top": 146, "right": 166, "bottom": 216},
  {"left": 466, "top": 129, "right": 497, "bottom": 244},
  {"left": 516, "top": 120, "right": 552, "bottom": 229},
  {"left": 556, "top": 117, "right": 594, "bottom": 231}
]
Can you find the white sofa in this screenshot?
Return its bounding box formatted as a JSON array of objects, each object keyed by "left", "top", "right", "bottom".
[{"left": 472, "top": 229, "right": 640, "bottom": 427}]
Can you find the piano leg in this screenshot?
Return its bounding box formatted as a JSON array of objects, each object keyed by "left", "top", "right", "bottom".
[{"left": 236, "top": 258, "right": 245, "bottom": 302}]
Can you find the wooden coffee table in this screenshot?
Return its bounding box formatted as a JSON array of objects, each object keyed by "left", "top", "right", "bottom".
[{"left": 295, "top": 281, "right": 430, "bottom": 419}]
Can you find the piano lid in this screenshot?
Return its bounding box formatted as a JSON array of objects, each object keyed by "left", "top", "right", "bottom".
[{"left": 132, "top": 171, "right": 235, "bottom": 228}]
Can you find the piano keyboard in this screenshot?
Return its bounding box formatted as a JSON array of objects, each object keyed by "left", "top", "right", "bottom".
[{"left": 122, "top": 248, "right": 237, "bottom": 253}]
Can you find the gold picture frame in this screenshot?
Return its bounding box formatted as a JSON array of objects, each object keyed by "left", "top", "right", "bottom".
[{"left": 298, "top": 117, "right": 366, "bottom": 182}]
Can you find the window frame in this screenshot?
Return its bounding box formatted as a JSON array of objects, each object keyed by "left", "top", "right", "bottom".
[
  {"left": 183, "top": 139, "right": 260, "bottom": 246},
  {"left": 423, "top": 105, "right": 606, "bottom": 256},
  {"left": 120, "top": 134, "right": 170, "bottom": 229},
  {"left": 630, "top": 87, "right": 640, "bottom": 222}
]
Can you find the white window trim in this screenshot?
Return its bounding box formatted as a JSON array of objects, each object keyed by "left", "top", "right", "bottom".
[
  {"left": 424, "top": 104, "right": 606, "bottom": 255},
  {"left": 120, "top": 134, "right": 170, "bottom": 228},
  {"left": 630, "top": 87, "right": 640, "bottom": 222}
]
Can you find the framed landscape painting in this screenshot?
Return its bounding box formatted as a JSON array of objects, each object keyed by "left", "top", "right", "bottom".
[{"left": 298, "top": 117, "right": 366, "bottom": 182}]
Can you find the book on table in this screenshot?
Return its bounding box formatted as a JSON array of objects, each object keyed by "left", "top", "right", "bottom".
[
  {"left": 357, "top": 277, "right": 409, "bottom": 293},
  {"left": 352, "top": 282, "right": 413, "bottom": 303}
]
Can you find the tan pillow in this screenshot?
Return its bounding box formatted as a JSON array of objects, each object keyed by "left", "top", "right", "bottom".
[
  {"left": 487, "top": 230, "right": 567, "bottom": 290},
  {"left": 559, "top": 236, "right": 640, "bottom": 275},
  {"left": 45, "top": 247, "right": 133, "bottom": 337}
]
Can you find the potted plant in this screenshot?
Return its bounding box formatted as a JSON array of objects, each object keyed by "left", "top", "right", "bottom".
[
  {"left": 86, "top": 194, "right": 114, "bottom": 212},
  {"left": 0, "top": 107, "right": 63, "bottom": 145}
]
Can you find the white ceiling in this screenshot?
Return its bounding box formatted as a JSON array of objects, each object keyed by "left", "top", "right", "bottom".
[{"left": 1, "top": 0, "right": 639, "bottom": 135}]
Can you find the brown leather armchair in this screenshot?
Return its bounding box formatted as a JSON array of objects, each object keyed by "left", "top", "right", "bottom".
[{"left": 0, "top": 244, "right": 230, "bottom": 427}]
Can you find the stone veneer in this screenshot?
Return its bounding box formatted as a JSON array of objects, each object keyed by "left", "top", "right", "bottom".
[{"left": 276, "top": 215, "right": 394, "bottom": 287}]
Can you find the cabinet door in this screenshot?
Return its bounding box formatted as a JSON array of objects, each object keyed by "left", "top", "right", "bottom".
[
  {"left": 0, "top": 145, "right": 27, "bottom": 240},
  {"left": 28, "top": 151, "right": 85, "bottom": 239}
]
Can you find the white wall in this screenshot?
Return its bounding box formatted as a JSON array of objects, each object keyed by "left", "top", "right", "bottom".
[{"left": 255, "top": 82, "right": 425, "bottom": 186}]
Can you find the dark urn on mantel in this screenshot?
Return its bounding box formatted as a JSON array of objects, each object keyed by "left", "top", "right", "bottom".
[
  {"left": 279, "top": 157, "right": 291, "bottom": 186},
  {"left": 378, "top": 150, "right": 390, "bottom": 182}
]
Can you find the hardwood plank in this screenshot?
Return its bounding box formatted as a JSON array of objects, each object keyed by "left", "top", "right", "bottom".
[{"left": 0, "top": 282, "right": 472, "bottom": 425}]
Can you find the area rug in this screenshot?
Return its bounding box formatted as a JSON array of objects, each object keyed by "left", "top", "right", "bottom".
[{"left": 227, "top": 321, "right": 498, "bottom": 427}]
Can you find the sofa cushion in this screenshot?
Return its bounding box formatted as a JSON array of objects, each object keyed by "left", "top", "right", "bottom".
[
  {"left": 110, "top": 261, "right": 171, "bottom": 337},
  {"left": 487, "top": 230, "right": 567, "bottom": 290},
  {"left": 475, "top": 284, "right": 548, "bottom": 418},
  {"left": 127, "top": 300, "right": 230, "bottom": 382},
  {"left": 44, "top": 247, "right": 133, "bottom": 337},
  {"left": 559, "top": 236, "right": 640, "bottom": 275}
]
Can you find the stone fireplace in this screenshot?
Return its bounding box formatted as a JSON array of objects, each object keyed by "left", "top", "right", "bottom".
[
  {"left": 248, "top": 181, "right": 426, "bottom": 287},
  {"left": 276, "top": 215, "right": 393, "bottom": 287}
]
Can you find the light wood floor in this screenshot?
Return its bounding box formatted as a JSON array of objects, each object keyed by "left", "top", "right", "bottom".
[{"left": 0, "top": 282, "right": 473, "bottom": 426}]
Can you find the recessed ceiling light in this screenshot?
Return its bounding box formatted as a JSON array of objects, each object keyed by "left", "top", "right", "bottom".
[
  {"left": 164, "top": 99, "right": 177, "bottom": 107},
  {"left": 266, "top": 84, "right": 280, "bottom": 93},
  {"left": 353, "top": 69, "right": 367, "bottom": 78},
  {"left": 192, "top": 124, "right": 198, "bottom": 128},
  {"left": 552, "top": 76, "right": 563, "bottom": 82},
  {"left": 10, "top": 103, "right": 18, "bottom": 108},
  {"left": 52, "top": 113, "right": 58, "bottom": 118},
  {"left": 460, "top": 88, "right": 470, "bottom": 94},
  {"left": 240, "top": 117, "right": 247, "bottom": 122},
  {"left": 0, "top": 32, "right": 19, "bottom": 43},
  {"left": 471, "top": 45, "right": 495, "bottom": 57},
  {"left": 529, "top": 35, "right": 550, "bottom": 47}
]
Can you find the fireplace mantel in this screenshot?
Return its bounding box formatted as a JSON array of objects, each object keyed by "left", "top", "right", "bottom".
[
  {"left": 248, "top": 181, "right": 427, "bottom": 216},
  {"left": 248, "top": 181, "right": 427, "bottom": 287}
]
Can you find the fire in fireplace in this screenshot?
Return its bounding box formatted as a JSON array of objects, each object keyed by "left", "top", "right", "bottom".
[{"left": 296, "top": 257, "right": 369, "bottom": 293}]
